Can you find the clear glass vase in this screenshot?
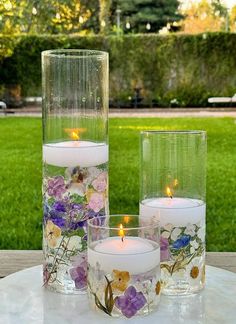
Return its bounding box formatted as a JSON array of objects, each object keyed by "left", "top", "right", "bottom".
[
  {"left": 87, "top": 215, "right": 161, "bottom": 318},
  {"left": 139, "top": 131, "right": 206, "bottom": 295},
  {"left": 42, "top": 49, "right": 109, "bottom": 294}
]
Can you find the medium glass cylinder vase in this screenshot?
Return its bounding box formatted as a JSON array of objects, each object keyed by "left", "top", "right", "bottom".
[
  {"left": 42, "top": 49, "right": 109, "bottom": 294},
  {"left": 139, "top": 131, "right": 206, "bottom": 295}
]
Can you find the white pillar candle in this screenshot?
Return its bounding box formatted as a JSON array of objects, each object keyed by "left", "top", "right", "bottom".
[
  {"left": 43, "top": 141, "right": 108, "bottom": 167},
  {"left": 140, "top": 198, "right": 205, "bottom": 226},
  {"left": 88, "top": 237, "right": 160, "bottom": 275}
]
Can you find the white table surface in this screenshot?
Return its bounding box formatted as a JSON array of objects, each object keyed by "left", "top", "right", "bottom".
[{"left": 0, "top": 265, "right": 236, "bottom": 324}]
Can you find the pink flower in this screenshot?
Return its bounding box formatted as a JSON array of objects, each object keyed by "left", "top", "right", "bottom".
[
  {"left": 92, "top": 172, "right": 107, "bottom": 192},
  {"left": 88, "top": 192, "right": 104, "bottom": 212}
]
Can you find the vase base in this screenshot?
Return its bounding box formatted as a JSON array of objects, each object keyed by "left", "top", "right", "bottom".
[
  {"left": 44, "top": 283, "right": 87, "bottom": 295},
  {"left": 162, "top": 280, "right": 204, "bottom": 296}
]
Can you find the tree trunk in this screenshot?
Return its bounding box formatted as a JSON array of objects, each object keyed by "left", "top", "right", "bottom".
[{"left": 99, "top": 0, "right": 111, "bottom": 34}]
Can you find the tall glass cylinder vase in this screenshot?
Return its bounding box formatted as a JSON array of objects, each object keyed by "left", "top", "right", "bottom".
[
  {"left": 42, "top": 50, "right": 109, "bottom": 294},
  {"left": 139, "top": 131, "right": 206, "bottom": 295}
]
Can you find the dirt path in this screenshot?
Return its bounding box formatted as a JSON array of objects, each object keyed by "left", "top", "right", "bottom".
[{"left": 1, "top": 107, "right": 236, "bottom": 118}]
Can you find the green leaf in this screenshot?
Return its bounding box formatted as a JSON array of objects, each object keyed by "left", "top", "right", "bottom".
[
  {"left": 104, "top": 276, "right": 115, "bottom": 313},
  {"left": 70, "top": 194, "right": 86, "bottom": 204}
]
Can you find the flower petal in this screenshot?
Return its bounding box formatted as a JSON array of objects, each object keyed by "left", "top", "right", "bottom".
[
  {"left": 121, "top": 304, "right": 137, "bottom": 318},
  {"left": 132, "top": 291, "right": 147, "bottom": 310},
  {"left": 125, "top": 286, "right": 137, "bottom": 298},
  {"left": 115, "top": 295, "right": 129, "bottom": 309}
]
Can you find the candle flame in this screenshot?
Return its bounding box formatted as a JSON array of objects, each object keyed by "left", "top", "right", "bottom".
[
  {"left": 64, "top": 128, "right": 86, "bottom": 141},
  {"left": 166, "top": 186, "right": 173, "bottom": 199},
  {"left": 119, "top": 224, "right": 125, "bottom": 242}
]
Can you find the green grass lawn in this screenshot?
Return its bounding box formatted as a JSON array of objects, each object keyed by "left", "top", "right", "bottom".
[{"left": 0, "top": 117, "right": 235, "bottom": 251}]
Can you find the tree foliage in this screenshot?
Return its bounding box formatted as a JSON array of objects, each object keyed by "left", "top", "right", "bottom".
[
  {"left": 111, "top": 0, "right": 182, "bottom": 33},
  {"left": 1, "top": 33, "right": 236, "bottom": 107},
  {"left": 0, "top": 0, "right": 97, "bottom": 35},
  {"left": 180, "top": 0, "right": 235, "bottom": 34}
]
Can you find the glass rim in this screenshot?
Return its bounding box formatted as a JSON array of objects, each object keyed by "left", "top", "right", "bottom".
[
  {"left": 87, "top": 215, "right": 160, "bottom": 231},
  {"left": 41, "top": 49, "right": 108, "bottom": 59},
  {"left": 141, "top": 130, "right": 206, "bottom": 135}
]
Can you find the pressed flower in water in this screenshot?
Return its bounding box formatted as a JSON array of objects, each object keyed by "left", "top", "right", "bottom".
[
  {"left": 171, "top": 227, "right": 182, "bottom": 241},
  {"left": 88, "top": 192, "right": 105, "bottom": 212},
  {"left": 45, "top": 220, "right": 61, "bottom": 248},
  {"left": 111, "top": 269, "right": 130, "bottom": 292},
  {"left": 155, "top": 281, "right": 161, "bottom": 295},
  {"left": 172, "top": 235, "right": 191, "bottom": 249},
  {"left": 47, "top": 176, "right": 66, "bottom": 199},
  {"left": 92, "top": 172, "right": 107, "bottom": 192},
  {"left": 115, "top": 286, "right": 147, "bottom": 318},
  {"left": 186, "top": 258, "right": 204, "bottom": 286},
  {"left": 70, "top": 265, "right": 87, "bottom": 289},
  {"left": 184, "top": 223, "right": 196, "bottom": 237}
]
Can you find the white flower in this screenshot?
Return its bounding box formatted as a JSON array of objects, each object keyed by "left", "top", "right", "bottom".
[
  {"left": 67, "top": 183, "right": 85, "bottom": 196},
  {"left": 190, "top": 240, "right": 199, "bottom": 254},
  {"left": 163, "top": 223, "right": 173, "bottom": 232},
  {"left": 171, "top": 227, "right": 182, "bottom": 241},
  {"left": 184, "top": 223, "right": 196, "bottom": 236},
  {"left": 161, "top": 223, "right": 174, "bottom": 239},
  {"left": 162, "top": 231, "right": 170, "bottom": 239},
  {"left": 197, "top": 226, "right": 205, "bottom": 242},
  {"left": 186, "top": 257, "right": 204, "bottom": 287}
]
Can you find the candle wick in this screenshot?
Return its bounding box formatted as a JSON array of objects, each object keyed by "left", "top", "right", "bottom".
[
  {"left": 170, "top": 195, "right": 173, "bottom": 199},
  {"left": 121, "top": 236, "right": 124, "bottom": 242}
]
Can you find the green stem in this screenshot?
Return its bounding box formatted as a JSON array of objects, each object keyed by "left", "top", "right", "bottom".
[{"left": 44, "top": 235, "right": 71, "bottom": 286}]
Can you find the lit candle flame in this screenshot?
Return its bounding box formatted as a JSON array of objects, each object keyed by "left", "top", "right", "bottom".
[
  {"left": 119, "top": 224, "right": 125, "bottom": 242},
  {"left": 166, "top": 186, "right": 173, "bottom": 199},
  {"left": 64, "top": 128, "right": 86, "bottom": 141}
]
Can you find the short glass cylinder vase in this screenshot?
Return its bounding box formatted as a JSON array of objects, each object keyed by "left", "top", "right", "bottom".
[
  {"left": 87, "top": 215, "right": 161, "bottom": 318},
  {"left": 139, "top": 131, "right": 206, "bottom": 296},
  {"left": 42, "top": 49, "right": 109, "bottom": 294}
]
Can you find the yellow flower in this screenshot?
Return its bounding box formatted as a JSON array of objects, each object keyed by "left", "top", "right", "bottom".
[
  {"left": 155, "top": 281, "right": 161, "bottom": 295},
  {"left": 111, "top": 269, "right": 130, "bottom": 292},
  {"left": 45, "top": 220, "right": 61, "bottom": 248},
  {"left": 86, "top": 188, "right": 96, "bottom": 202},
  {"left": 190, "top": 266, "right": 200, "bottom": 279}
]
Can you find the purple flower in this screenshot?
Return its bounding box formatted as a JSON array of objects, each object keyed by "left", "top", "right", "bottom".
[
  {"left": 69, "top": 203, "right": 85, "bottom": 230},
  {"left": 160, "top": 236, "right": 170, "bottom": 261},
  {"left": 172, "top": 235, "right": 191, "bottom": 249},
  {"left": 47, "top": 176, "right": 66, "bottom": 199},
  {"left": 70, "top": 266, "right": 87, "bottom": 290},
  {"left": 50, "top": 215, "right": 66, "bottom": 228},
  {"left": 53, "top": 201, "right": 67, "bottom": 213},
  {"left": 115, "top": 286, "right": 147, "bottom": 318}
]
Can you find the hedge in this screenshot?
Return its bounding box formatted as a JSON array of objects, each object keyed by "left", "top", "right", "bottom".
[{"left": 0, "top": 33, "right": 236, "bottom": 107}]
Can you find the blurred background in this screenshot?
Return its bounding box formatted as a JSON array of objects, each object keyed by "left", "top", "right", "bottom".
[{"left": 1, "top": 0, "right": 236, "bottom": 108}]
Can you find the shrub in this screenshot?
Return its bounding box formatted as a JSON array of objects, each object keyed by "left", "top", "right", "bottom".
[{"left": 0, "top": 33, "right": 236, "bottom": 107}]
